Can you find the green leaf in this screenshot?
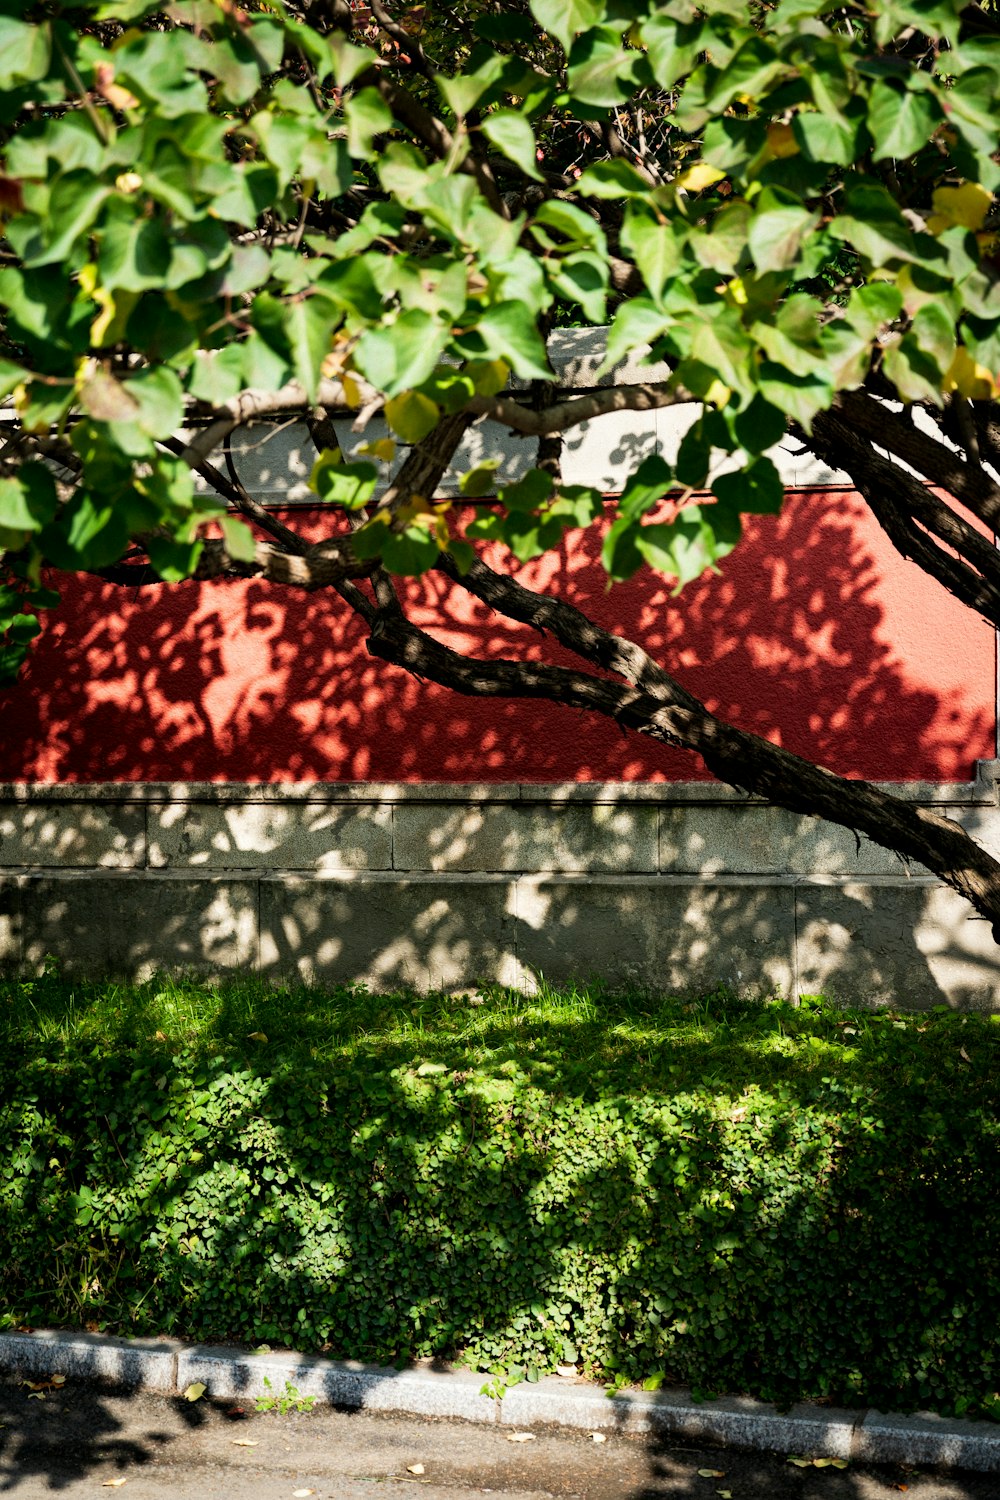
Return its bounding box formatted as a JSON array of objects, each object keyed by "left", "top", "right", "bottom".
[
  {"left": 600, "top": 297, "right": 671, "bottom": 374},
  {"left": 867, "top": 81, "right": 942, "bottom": 162},
  {"left": 576, "top": 160, "right": 651, "bottom": 199},
  {"left": 528, "top": 0, "right": 604, "bottom": 55},
  {"left": 0, "top": 464, "right": 57, "bottom": 533},
  {"left": 16, "top": 172, "right": 110, "bottom": 269},
  {"left": 146, "top": 534, "right": 203, "bottom": 581},
  {"left": 617, "top": 454, "right": 674, "bottom": 520},
  {"left": 310, "top": 454, "right": 379, "bottom": 508},
  {"left": 621, "top": 205, "right": 678, "bottom": 302},
  {"left": 284, "top": 296, "right": 334, "bottom": 403},
  {"left": 0, "top": 18, "right": 51, "bottom": 90},
  {"left": 481, "top": 110, "right": 542, "bottom": 181},
  {"left": 355, "top": 311, "right": 449, "bottom": 397},
  {"left": 566, "top": 28, "right": 641, "bottom": 109},
  {"left": 704, "top": 35, "right": 784, "bottom": 112},
  {"left": 346, "top": 88, "right": 394, "bottom": 160},
  {"left": 733, "top": 396, "right": 787, "bottom": 455},
  {"left": 829, "top": 183, "right": 918, "bottom": 267},
  {"left": 499, "top": 469, "right": 554, "bottom": 512},
  {"left": 128, "top": 367, "right": 185, "bottom": 439},
  {"left": 0, "top": 359, "right": 25, "bottom": 399},
  {"left": 640, "top": 15, "right": 705, "bottom": 90},
  {"left": 460, "top": 461, "right": 502, "bottom": 497},
  {"left": 713, "top": 455, "right": 784, "bottom": 515},
  {"left": 533, "top": 200, "right": 607, "bottom": 257},
  {"left": 548, "top": 251, "right": 608, "bottom": 322},
  {"left": 747, "top": 189, "right": 819, "bottom": 274},
  {"left": 468, "top": 304, "right": 553, "bottom": 380},
  {"left": 792, "top": 109, "right": 863, "bottom": 168},
  {"left": 220, "top": 516, "right": 258, "bottom": 562},
  {"left": 635, "top": 506, "right": 736, "bottom": 587}
]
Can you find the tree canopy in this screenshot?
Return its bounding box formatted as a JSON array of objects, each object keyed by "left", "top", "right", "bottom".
[{"left": 3, "top": 0, "right": 1000, "bottom": 930}]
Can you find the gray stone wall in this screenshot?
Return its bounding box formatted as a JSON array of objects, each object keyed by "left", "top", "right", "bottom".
[{"left": 4, "top": 773, "right": 1000, "bottom": 1008}]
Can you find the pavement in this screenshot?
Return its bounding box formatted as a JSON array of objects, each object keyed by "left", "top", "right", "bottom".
[{"left": 1, "top": 1332, "right": 999, "bottom": 1499}]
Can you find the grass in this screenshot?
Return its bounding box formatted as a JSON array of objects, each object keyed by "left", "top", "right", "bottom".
[{"left": 4, "top": 965, "right": 1000, "bottom": 1104}]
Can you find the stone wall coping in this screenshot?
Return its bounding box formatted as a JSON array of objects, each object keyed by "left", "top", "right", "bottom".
[{"left": 2, "top": 764, "right": 998, "bottom": 807}]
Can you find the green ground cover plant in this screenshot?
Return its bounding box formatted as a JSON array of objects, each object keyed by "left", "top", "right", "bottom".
[{"left": 2, "top": 971, "right": 1000, "bottom": 1420}]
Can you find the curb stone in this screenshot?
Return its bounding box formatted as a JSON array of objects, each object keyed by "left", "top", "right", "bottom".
[{"left": 2, "top": 1330, "right": 999, "bottom": 1473}]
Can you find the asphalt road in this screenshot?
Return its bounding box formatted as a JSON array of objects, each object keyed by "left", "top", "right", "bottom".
[{"left": 0, "top": 1379, "right": 996, "bottom": 1500}]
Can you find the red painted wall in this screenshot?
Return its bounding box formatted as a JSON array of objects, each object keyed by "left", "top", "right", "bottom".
[{"left": 1, "top": 488, "right": 993, "bottom": 783}]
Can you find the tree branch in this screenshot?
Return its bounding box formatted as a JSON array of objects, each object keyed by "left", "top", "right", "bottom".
[
  {"left": 809, "top": 408, "right": 1000, "bottom": 629},
  {"left": 361, "top": 575, "right": 1000, "bottom": 934},
  {"left": 469, "top": 382, "right": 689, "bottom": 436},
  {"left": 838, "top": 391, "right": 1000, "bottom": 530}
]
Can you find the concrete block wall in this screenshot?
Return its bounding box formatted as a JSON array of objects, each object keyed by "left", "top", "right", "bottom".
[{"left": 4, "top": 772, "right": 1000, "bottom": 1008}]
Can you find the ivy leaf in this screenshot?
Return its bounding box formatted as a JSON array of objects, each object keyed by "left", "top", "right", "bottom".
[
  {"left": 621, "top": 205, "right": 678, "bottom": 302},
  {"left": 747, "top": 190, "right": 819, "bottom": 273},
  {"left": 867, "top": 80, "right": 942, "bottom": 161}
]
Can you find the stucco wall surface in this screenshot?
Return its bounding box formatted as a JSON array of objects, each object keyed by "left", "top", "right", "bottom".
[{"left": 1, "top": 485, "right": 993, "bottom": 785}]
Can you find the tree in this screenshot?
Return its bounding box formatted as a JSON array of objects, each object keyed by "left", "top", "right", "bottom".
[{"left": 1, "top": 0, "right": 1000, "bottom": 933}]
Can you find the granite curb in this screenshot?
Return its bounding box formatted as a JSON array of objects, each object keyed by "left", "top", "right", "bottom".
[{"left": 2, "top": 1330, "right": 999, "bottom": 1473}]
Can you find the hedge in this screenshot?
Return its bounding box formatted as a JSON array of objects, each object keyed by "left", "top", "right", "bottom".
[{"left": 2, "top": 991, "right": 1000, "bottom": 1418}]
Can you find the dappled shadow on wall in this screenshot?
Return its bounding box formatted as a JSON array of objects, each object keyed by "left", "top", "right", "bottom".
[{"left": 0, "top": 489, "right": 992, "bottom": 783}]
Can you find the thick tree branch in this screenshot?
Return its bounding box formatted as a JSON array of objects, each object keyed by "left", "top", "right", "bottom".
[
  {"left": 362, "top": 582, "right": 1000, "bottom": 934},
  {"left": 809, "top": 408, "right": 1000, "bottom": 629},
  {"left": 838, "top": 391, "right": 1000, "bottom": 529},
  {"left": 181, "top": 377, "right": 364, "bottom": 467},
  {"left": 470, "top": 383, "right": 688, "bottom": 435}
]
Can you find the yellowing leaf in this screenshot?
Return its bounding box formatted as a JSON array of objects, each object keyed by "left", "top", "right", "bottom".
[
  {"left": 358, "top": 437, "right": 396, "bottom": 463},
  {"left": 385, "top": 390, "right": 440, "bottom": 444},
  {"left": 676, "top": 162, "right": 725, "bottom": 192},
  {"left": 51, "top": 1374, "right": 66, "bottom": 1387},
  {"left": 945, "top": 347, "right": 996, "bottom": 400},
  {"left": 183, "top": 1382, "right": 206, "bottom": 1402},
  {"left": 590, "top": 1432, "right": 607, "bottom": 1443},
  {"left": 787, "top": 1456, "right": 811, "bottom": 1467},
  {"left": 102, "top": 1481, "right": 128, "bottom": 1489},
  {"left": 341, "top": 372, "right": 363, "bottom": 409},
  {"left": 766, "top": 123, "right": 799, "bottom": 159},
  {"left": 247, "top": 1031, "right": 268, "bottom": 1043},
  {"left": 406, "top": 1464, "right": 425, "bottom": 1474},
  {"left": 232, "top": 1440, "right": 259, "bottom": 1447},
  {"left": 507, "top": 1431, "right": 536, "bottom": 1442},
  {"left": 927, "top": 182, "right": 992, "bottom": 234},
  {"left": 292, "top": 1490, "right": 315, "bottom": 1496},
  {"left": 717, "top": 1491, "right": 733, "bottom": 1498},
  {"left": 829, "top": 1459, "right": 849, "bottom": 1469},
  {"left": 698, "top": 1469, "right": 725, "bottom": 1478}
]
